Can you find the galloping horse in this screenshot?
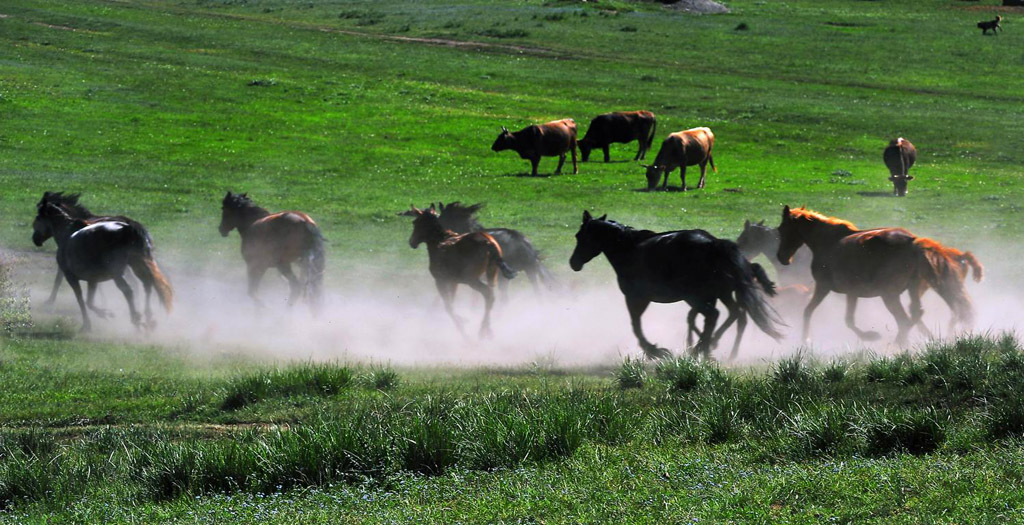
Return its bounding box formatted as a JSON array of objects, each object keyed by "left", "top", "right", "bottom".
[
  {"left": 33, "top": 191, "right": 152, "bottom": 309},
  {"left": 405, "top": 205, "right": 516, "bottom": 338},
  {"left": 569, "top": 211, "right": 783, "bottom": 360},
  {"left": 434, "top": 201, "right": 556, "bottom": 295},
  {"left": 777, "top": 206, "right": 982, "bottom": 344},
  {"left": 218, "top": 192, "right": 325, "bottom": 310},
  {"left": 736, "top": 219, "right": 812, "bottom": 289},
  {"left": 32, "top": 203, "right": 173, "bottom": 332}
]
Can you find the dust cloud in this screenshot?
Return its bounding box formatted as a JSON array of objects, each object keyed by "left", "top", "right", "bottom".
[{"left": 9, "top": 242, "right": 1024, "bottom": 368}]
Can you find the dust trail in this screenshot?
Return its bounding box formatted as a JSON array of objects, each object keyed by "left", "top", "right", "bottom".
[{"left": 8, "top": 242, "right": 1023, "bottom": 367}]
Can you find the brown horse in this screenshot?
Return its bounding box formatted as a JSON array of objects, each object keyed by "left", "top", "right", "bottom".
[
  {"left": 777, "top": 206, "right": 982, "bottom": 344},
  {"left": 406, "top": 204, "right": 516, "bottom": 338},
  {"left": 218, "top": 192, "right": 325, "bottom": 310}
]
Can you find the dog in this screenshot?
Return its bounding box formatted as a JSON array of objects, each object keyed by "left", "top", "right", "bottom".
[{"left": 978, "top": 15, "right": 1003, "bottom": 35}]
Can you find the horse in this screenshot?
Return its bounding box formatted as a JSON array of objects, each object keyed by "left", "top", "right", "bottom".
[
  {"left": 32, "top": 203, "right": 173, "bottom": 332},
  {"left": 432, "top": 201, "right": 556, "bottom": 295},
  {"left": 218, "top": 192, "right": 325, "bottom": 310},
  {"left": 776, "top": 206, "right": 982, "bottom": 344},
  {"left": 405, "top": 204, "right": 516, "bottom": 338},
  {"left": 736, "top": 219, "right": 812, "bottom": 289},
  {"left": 569, "top": 211, "right": 783, "bottom": 360},
  {"left": 33, "top": 191, "right": 152, "bottom": 310}
]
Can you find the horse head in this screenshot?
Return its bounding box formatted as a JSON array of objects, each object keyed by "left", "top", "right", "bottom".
[
  {"left": 776, "top": 206, "right": 805, "bottom": 266},
  {"left": 569, "top": 210, "right": 608, "bottom": 271},
  {"left": 407, "top": 204, "right": 442, "bottom": 249}
]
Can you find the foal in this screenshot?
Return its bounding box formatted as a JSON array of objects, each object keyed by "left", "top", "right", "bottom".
[{"left": 406, "top": 205, "right": 516, "bottom": 338}]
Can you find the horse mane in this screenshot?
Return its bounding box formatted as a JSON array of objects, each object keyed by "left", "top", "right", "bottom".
[
  {"left": 600, "top": 219, "right": 659, "bottom": 243},
  {"left": 223, "top": 192, "right": 270, "bottom": 215},
  {"left": 788, "top": 207, "right": 858, "bottom": 230},
  {"left": 40, "top": 191, "right": 93, "bottom": 219},
  {"left": 438, "top": 201, "right": 484, "bottom": 232}
]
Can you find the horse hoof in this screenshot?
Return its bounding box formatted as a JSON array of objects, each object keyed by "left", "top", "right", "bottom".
[{"left": 860, "top": 331, "right": 882, "bottom": 342}]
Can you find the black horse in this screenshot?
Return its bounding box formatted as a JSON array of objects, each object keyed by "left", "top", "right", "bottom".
[
  {"left": 32, "top": 203, "right": 172, "bottom": 332},
  {"left": 432, "top": 201, "right": 556, "bottom": 295},
  {"left": 569, "top": 211, "right": 783, "bottom": 360},
  {"left": 33, "top": 191, "right": 152, "bottom": 309},
  {"left": 736, "top": 219, "right": 812, "bottom": 288}
]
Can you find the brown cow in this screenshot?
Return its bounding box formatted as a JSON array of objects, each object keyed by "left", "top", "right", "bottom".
[
  {"left": 883, "top": 137, "right": 917, "bottom": 197},
  {"left": 642, "top": 127, "right": 716, "bottom": 191},
  {"left": 491, "top": 119, "right": 578, "bottom": 176},
  {"left": 578, "top": 111, "right": 657, "bottom": 163}
]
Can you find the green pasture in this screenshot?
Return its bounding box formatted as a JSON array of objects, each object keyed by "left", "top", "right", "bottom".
[{"left": 2, "top": 0, "right": 1024, "bottom": 521}]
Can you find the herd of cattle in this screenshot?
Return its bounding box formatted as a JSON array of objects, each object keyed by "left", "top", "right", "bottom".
[{"left": 492, "top": 111, "right": 919, "bottom": 196}]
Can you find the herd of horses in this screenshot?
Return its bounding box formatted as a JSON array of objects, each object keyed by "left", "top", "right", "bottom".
[
  {"left": 29, "top": 178, "right": 983, "bottom": 360},
  {"left": 492, "top": 111, "right": 919, "bottom": 197}
]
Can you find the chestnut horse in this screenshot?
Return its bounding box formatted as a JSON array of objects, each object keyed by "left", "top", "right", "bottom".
[
  {"left": 406, "top": 205, "right": 516, "bottom": 338},
  {"left": 219, "top": 192, "right": 325, "bottom": 310},
  {"left": 32, "top": 203, "right": 172, "bottom": 332},
  {"left": 569, "top": 211, "right": 783, "bottom": 360},
  {"left": 33, "top": 191, "right": 152, "bottom": 309},
  {"left": 777, "top": 206, "right": 982, "bottom": 344}
]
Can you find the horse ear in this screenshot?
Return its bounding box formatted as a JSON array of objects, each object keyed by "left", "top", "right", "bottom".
[
  {"left": 583, "top": 210, "right": 592, "bottom": 223},
  {"left": 782, "top": 205, "right": 791, "bottom": 218},
  {"left": 598, "top": 214, "right": 607, "bottom": 221},
  {"left": 428, "top": 203, "right": 436, "bottom": 213},
  {"left": 744, "top": 219, "right": 750, "bottom": 228},
  {"left": 469, "top": 203, "right": 484, "bottom": 213},
  {"left": 758, "top": 220, "right": 765, "bottom": 226},
  {"left": 501, "top": 126, "right": 508, "bottom": 133}
]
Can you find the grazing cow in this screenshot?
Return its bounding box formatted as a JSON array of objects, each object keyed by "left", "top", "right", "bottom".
[
  {"left": 977, "top": 15, "right": 1002, "bottom": 35},
  {"left": 491, "top": 119, "right": 578, "bottom": 176},
  {"left": 578, "top": 111, "right": 657, "bottom": 163},
  {"left": 642, "top": 127, "right": 716, "bottom": 191},
  {"left": 883, "top": 138, "right": 917, "bottom": 197}
]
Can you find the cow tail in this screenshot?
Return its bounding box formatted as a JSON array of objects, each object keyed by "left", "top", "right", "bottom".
[
  {"left": 899, "top": 138, "right": 907, "bottom": 176},
  {"left": 709, "top": 153, "right": 718, "bottom": 173},
  {"left": 647, "top": 118, "right": 658, "bottom": 151}
]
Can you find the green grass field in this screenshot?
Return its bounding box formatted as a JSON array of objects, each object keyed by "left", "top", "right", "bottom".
[{"left": 3, "top": 0, "right": 1024, "bottom": 521}]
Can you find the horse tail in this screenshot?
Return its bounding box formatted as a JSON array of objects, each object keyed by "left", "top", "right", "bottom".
[
  {"left": 536, "top": 260, "right": 558, "bottom": 291},
  {"left": 750, "top": 262, "right": 777, "bottom": 297},
  {"left": 916, "top": 238, "right": 975, "bottom": 327},
  {"left": 728, "top": 247, "right": 784, "bottom": 340},
  {"left": 959, "top": 251, "right": 984, "bottom": 283},
  {"left": 303, "top": 221, "right": 326, "bottom": 307},
  {"left": 143, "top": 257, "right": 174, "bottom": 313},
  {"left": 122, "top": 222, "right": 173, "bottom": 313},
  {"left": 482, "top": 234, "right": 516, "bottom": 280}
]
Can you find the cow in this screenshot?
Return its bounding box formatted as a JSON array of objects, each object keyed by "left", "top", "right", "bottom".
[
  {"left": 578, "top": 111, "right": 657, "bottom": 163},
  {"left": 642, "top": 127, "right": 716, "bottom": 191},
  {"left": 883, "top": 137, "right": 917, "bottom": 197},
  {"left": 491, "top": 119, "right": 578, "bottom": 176}
]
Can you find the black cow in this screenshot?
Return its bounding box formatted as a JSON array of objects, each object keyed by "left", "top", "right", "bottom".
[
  {"left": 578, "top": 111, "right": 657, "bottom": 163},
  {"left": 491, "top": 119, "right": 578, "bottom": 176},
  {"left": 883, "top": 137, "right": 917, "bottom": 197}
]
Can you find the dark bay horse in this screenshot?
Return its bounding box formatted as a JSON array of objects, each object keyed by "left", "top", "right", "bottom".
[
  {"left": 736, "top": 219, "right": 812, "bottom": 289},
  {"left": 777, "top": 206, "right": 982, "bottom": 344},
  {"left": 433, "top": 201, "right": 555, "bottom": 295},
  {"left": 32, "top": 203, "right": 172, "bottom": 332},
  {"left": 219, "top": 192, "right": 325, "bottom": 310},
  {"left": 569, "top": 211, "right": 783, "bottom": 360},
  {"left": 406, "top": 205, "right": 516, "bottom": 338},
  {"left": 33, "top": 191, "right": 152, "bottom": 309}
]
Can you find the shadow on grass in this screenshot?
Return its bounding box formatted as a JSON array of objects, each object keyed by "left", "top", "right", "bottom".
[
  {"left": 856, "top": 191, "right": 895, "bottom": 198},
  {"left": 630, "top": 186, "right": 696, "bottom": 193}
]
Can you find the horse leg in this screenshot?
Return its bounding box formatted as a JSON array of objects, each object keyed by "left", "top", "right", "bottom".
[
  {"left": 695, "top": 302, "right": 720, "bottom": 360},
  {"left": 466, "top": 279, "right": 495, "bottom": 339},
  {"left": 686, "top": 308, "right": 699, "bottom": 348},
  {"left": 802, "top": 285, "right": 830, "bottom": 342},
  {"left": 713, "top": 295, "right": 746, "bottom": 361},
  {"left": 86, "top": 282, "right": 112, "bottom": 319},
  {"left": 127, "top": 260, "right": 155, "bottom": 327},
  {"left": 277, "top": 264, "right": 302, "bottom": 306},
  {"left": 908, "top": 280, "right": 935, "bottom": 339},
  {"left": 845, "top": 296, "right": 881, "bottom": 341},
  {"left": 247, "top": 264, "right": 268, "bottom": 309},
  {"left": 436, "top": 280, "right": 465, "bottom": 337},
  {"left": 113, "top": 274, "right": 143, "bottom": 330},
  {"left": 43, "top": 268, "right": 63, "bottom": 308},
  {"left": 881, "top": 294, "right": 913, "bottom": 346},
  {"left": 65, "top": 276, "right": 91, "bottom": 332},
  {"left": 555, "top": 154, "right": 566, "bottom": 175},
  {"left": 626, "top": 296, "right": 665, "bottom": 359},
  {"left": 697, "top": 161, "right": 708, "bottom": 189}
]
